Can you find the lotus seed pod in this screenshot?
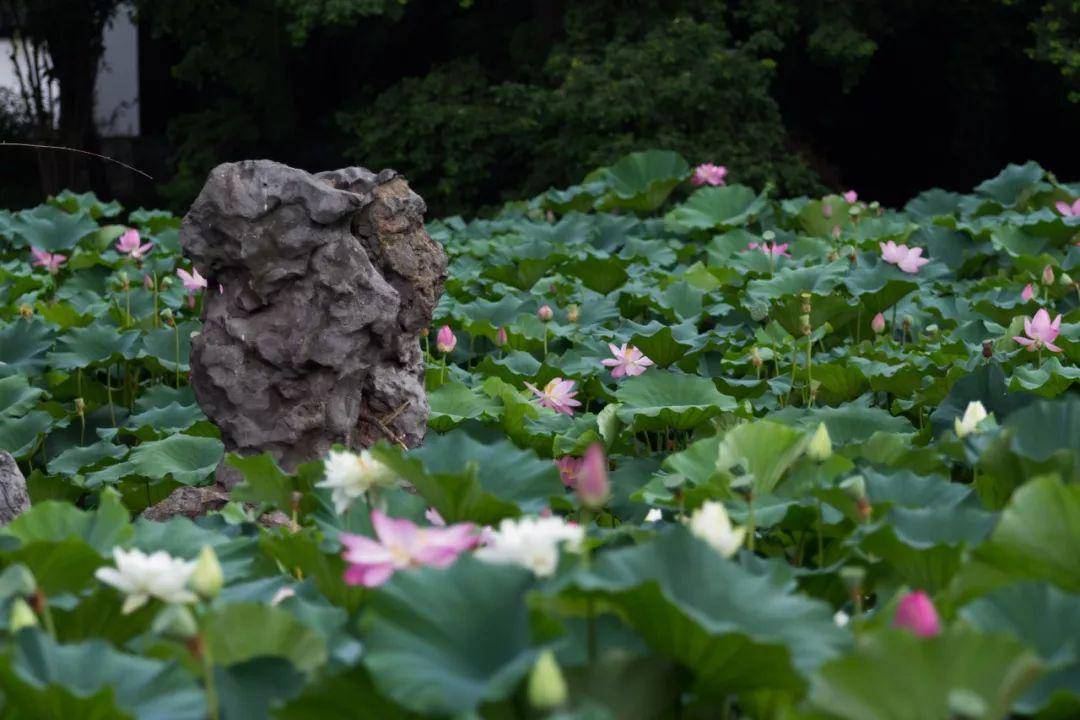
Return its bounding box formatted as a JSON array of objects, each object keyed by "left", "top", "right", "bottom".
[
  {"left": 749, "top": 301, "right": 769, "bottom": 322},
  {"left": 762, "top": 230, "right": 776, "bottom": 242},
  {"left": 982, "top": 340, "right": 994, "bottom": 359}
]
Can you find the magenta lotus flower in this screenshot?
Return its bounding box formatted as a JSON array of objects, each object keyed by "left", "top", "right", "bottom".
[
  {"left": 691, "top": 163, "right": 727, "bottom": 187},
  {"left": 116, "top": 229, "right": 153, "bottom": 259},
  {"left": 436, "top": 325, "right": 456, "bottom": 353},
  {"left": 893, "top": 590, "right": 941, "bottom": 638},
  {"left": 340, "top": 509, "right": 477, "bottom": 587},
  {"left": 30, "top": 247, "right": 66, "bottom": 274},
  {"left": 748, "top": 241, "right": 791, "bottom": 258},
  {"left": 1021, "top": 283, "right": 1034, "bottom": 301},
  {"left": 601, "top": 343, "right": 654, "bottom": 378},
  {"left": 1055, "top": 199, "right": 1080, "bottom": 217},
  {"left": 524, "top": 377, "right": 581, "bottom": 416},
  {"left": 554, "top": 456, "right": 582, "bottom": 488},
  {"left": 871, "top": 312, "right": 886, "bottom": 334},
  {"left": 576, "top": 443, "right": 610, "bottom": 509},
  {"left": 843, "top": 190, "right": 858, "bottom": 203},
  {"left": 177, "top": 267, "right": 206, "bottom": 308},
  {"left": 1013, "top": 308, "right": 1063, "bottom": 353},
  {"left": 897, "top": 247, "right": 930, "bottom": 274},
  {"left": 879, "top": 241, "right": 909, "bottom": 265}
]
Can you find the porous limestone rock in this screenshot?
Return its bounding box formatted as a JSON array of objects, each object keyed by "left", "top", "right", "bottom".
[
  {"left": 179, "top": 160, "right": 445, "bottom": 487},
  {"left": 0, "top": 451, "right": 30, "bottom": 524}
]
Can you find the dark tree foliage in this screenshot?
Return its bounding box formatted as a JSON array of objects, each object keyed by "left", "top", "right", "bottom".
[{"left": 6, "top": 0, "right": 1076, "bottom": 215}]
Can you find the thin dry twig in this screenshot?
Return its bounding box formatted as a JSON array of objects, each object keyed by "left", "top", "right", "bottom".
[{"left": 0, "top": 141, "right": 154, "bottom": 180}]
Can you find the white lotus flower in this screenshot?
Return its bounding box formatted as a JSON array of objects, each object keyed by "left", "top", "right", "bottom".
[
  {"left": 645, "top": 508, "right": 663, "bottom": 523},
  {"left": 688, "top": 501, "right": 746, "bottom": 558},
  {"left": 316, "top": 449, "right": 397, "bottom": 514},
  {"left": 475, "top": 516, "right": 584, "bottom": 577},
  {"left": 954, "top": 401, "right": 990, "bottom": 438},
  {"left": 95, "top": 548, "right": 198, "bottom": 614}
]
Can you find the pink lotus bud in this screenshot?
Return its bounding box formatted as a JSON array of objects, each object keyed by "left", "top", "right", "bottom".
[
  {"left": 1042, "top": 265, "right": 1055, "bottom": 286},
  {"left": 871, "top": 312, "right": 886, "bottom": 334},
  {"left": 436, "top": 325, "right": 457, "bottom": 353},
  {"left": 831, "top": 225, "right": 841, "bottom": 239},
  {"left": 843, "top": 190, "right": 858, "bottom": 203},
  {"left": 892, "top": 590, "right": 941, "bottom": 637},
  {"left": 495, "top": 326, "right": 508, "bottom": 346},
  {"left": 576, "top": 443, "right": 610, "bottom": 510},
  {"left": 822, "top": 203, "right": 833, "bottom": 218},
  {"left": 144, "top": 275, "right": 154, "bottom": 290},
  {"left": 538, "top": 304, "right": 554, "bottom": 322},
  {"left": 1021, "top": 283, "right": 1034, "bottom": 301}
]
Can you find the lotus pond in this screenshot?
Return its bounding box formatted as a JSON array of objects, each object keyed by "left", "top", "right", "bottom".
[{"left": 0, "top": 153, "right": 1078, "bottom": 719}]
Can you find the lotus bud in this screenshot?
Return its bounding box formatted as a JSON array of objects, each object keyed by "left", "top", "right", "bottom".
[
  {"left": 8, "top": 598, "right": 38, "bottom": 633},
  {"left": 419, "top": 327, "right": 429, "bottom": 337},
  {"left": 495, "top": 326, "right": 508, "bottom": 346},
  {"left": 832, "top": 225, "right": 842, "bottom": 239},
  {"left": 869, "top": 201, "right": 881, "bottom": 211},
  {"left": 576, "top": 443, "right": 610, "bottom": 510},
  {"left": 750, "top": 347, "right": 763, "bottom": 368},
  {"left": 74, "top": 398, "right": 86, "bottom": 416},
  {"left": 190, "top": 545, "right": 224, "bottom": 599},
  {"left": 144, "top": 274, "right": 154, "bottom": 290},
  {"left": 436, "top": 325, "right": 457, "bottom": 353},
  {"left": 17, "top": 304, "right": 32, "bottom": 320},
  {"left": 871, "top": 312, "right": 886, "bottom": 334},
  {"left": 822, "top": 203, "right": 833, "bottom": 218},
  {"left": 152, "top": 603, "right": 198, "bottom": 640},
  {"left": 545, "top": 210, "right": 555, "bottom": 224},
  {"left": 841, "top": 475, "right": 871, "bottom": 521},
  {"left": 982, "top": 340, "right": 994, "bottom": 359},
  {"left": 806, "top": 423, "right": 832, "bottom": 462},
  {"left": 848, "top": 205, "right": 862, "bottom": 217},
  {"left": 1061, "top": 272, "right": 1074, "bottom": 287},
  {"left": 160, "top": 276, "right": 174, "bottom": 289},
  {"left": 893, "top": 591, "right": 941, "bottom": 638},
  {"left": 527, "top": 649, "right": 567, "bottom": 710},
  {"left": 924, "top": 324, "right": 938, "bottom": 338},
  {"left": 118, "top": 271, "right": 129, "bottom": 290},
  {"left": 537, "top": 304, "right": 554, "bottom": 322},
  {"left": 1042, "top": 264, "right": 1055, "bottom": 285},
  {"left": 567, "top": 304, "right": 580, "bottom": 323},
  {"left": 161, "top": 308, "right": 174, "bottom": 327}
]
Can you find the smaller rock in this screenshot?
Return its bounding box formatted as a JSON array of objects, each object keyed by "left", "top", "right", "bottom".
[
  {"left": 142, "top": 485, "right": 229, "bottom": 522},
  {"left": 0, "top": 452, "right": 30, "bottom": 524}
]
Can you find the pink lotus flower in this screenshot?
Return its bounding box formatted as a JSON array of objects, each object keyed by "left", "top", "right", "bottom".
[
  {"left": 897, "top": 247, "right": 930, "bottom": 274},
  {"left": 843, "top": 190, "right": 858, "bottom": 203},
  {"left": 892, "top": 590, "right": 941, "bottom": 638},
  {"left": 1055, "top": 199, "right": 1080, "bottom": 217},
  {"left": 340, "top": 509, "right": 477, "bottom": 587},
  {"left": 538, "top": 304, "right": 554, "bottom": 322},
  {"left": 436, "top": 325, "right": 457, "bottom": 353},
  {"left": 576, "top": 443, "right": 610, "bottom": 509},
  {"left": 177, "top": 267, "right": 207, "bottom": 293},
  {"left": 748, "top": 242, "right": 791, "bottom": 258},
  {"left": 691, "top": 163, "right": 727, "bottom": 187},
  {"left": 116, "top": 229, "right": 153, "bottom": 259},
  {"left": 1013, "top": 308, "right": 1063, "bottom": 353},
  {"left": 425, "top": 507, "right": 446, "bottom": 526},
  {"left": 30, "top": 247, "right": 66, "bottom": 274},
  {"left": 871, "top": 312, "right": 886, "bottom": 334},
  {"left": 524, "top": 378, "right": 581, "bottom": 416},
  {"left": 879, "top": 241, "right": 909, "bottom": 265},
  {"left": 554, "top": 456, "right": 582, "bottom": 488},
  {"left": 495, "top": 326, "right": 508, "bottom": 346},
  {"left": 601, "top": 343, "right": 654, "bottom": 378},
  {"left": 1021, "top": 283, "right": 1034, "bottom": 301}
]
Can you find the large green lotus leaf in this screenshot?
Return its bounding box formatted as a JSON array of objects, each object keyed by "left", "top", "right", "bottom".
[
  {"left": 454, "top": 294, "right": 523, "bottom": 333},
  {"left": 53, "top": 267, "right": 112, "bottom": 316},
  {"left": 614, "top": 370, "right": 736, "bottom": 432},
  {"left": 215, "top": 657, "right": 306, "bottom": 720},
  {"left": 0, "top": 374, "right": 44, "bottom": 417},
  {"left": 49, "top": 190, "right": 122, "bottom": 219},
  {"left": 132, "top": 516, "right": 258, "bottom": 580},
  {"left": 595, "top": 150, "right": 690, "bottom": 213},
  {"left": 427, "top": 380, "right": 502, "bottom": 432},
  {"left": 6, "top": 205, "right": 99, "bottom": 251},
  {"left": 229, "top": 453, "right": 319, "bottom": 517},
  {"left": 960, "top": 582, "right": 1080, "bottom": 715},
  {"left": 1000, "top": 397, "right": 1080, "bottom": 465},
  {"left": 1009, "top": 358, "right": 1080, "bottom": 397},
  {"left": 137, "top": 322, "right": 197, "bottom": 372},
  {"left": 561, "top": 529, "right": 849, "bottom": 695},
  {"left": 807, "top": 628, "right": 1042, "bottom": 720},
  {"left": 0, "top": 629, "right": 205, "bottom": 719},
  {"left": 204, "top": 603, "right": 328, "bottom": 674},
  {"left": 904, "top": 188, "right": 964, "bottom": 219},
  {"left": 85, "top": 433, "right": 223, "bottom": 487},
  {"left": 0, "top": 409, "right": 54, "bottom": 458},
  {"left": 767, "top": 399, "right": 915, "bottom": 445},
  {"left": 621, "top": 323, "right": 696, "bottom": 368},
  {"left": 362, "top": 557, "right": 538, "bottom": 716},
  {"left": 746, "top": 262, "right": 848, "bottom": 302},
  {"left": 48, "top": 322, "right": 140, "bottom": 370},
  {"left": 0, "top": 319, "right": 53, "bottom": 378},
  {"left": 276, "top": 665, "right": 421, "bottom": 719},
  {"left": 373, "top": 425, "right": 562, "bottom": 524},
  {"left": 715, "top": 420, "right": 809, "bottom": 495},
  {"left": 537, "top": 181, "right": 607, "bottom": 215},
  {"left": 974, "top": 161, "right": 1045, "bottom": 208},
  {"left": 124, "top": 401, "right": 205, "bottom": 436},
  {"left": 46, "top": 439, "right": 127, "bottom": 475},
  {"left": 664, "top": 185, "right": 767, "bottom": 231},
  {"left": 951, "top": 476, "right": 1080, "bottom": 604},
  {"left": 563, "top": 255, "right": 630, "bottom": 294}
]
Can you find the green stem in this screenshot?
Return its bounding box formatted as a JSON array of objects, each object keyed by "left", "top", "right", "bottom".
[
  {"left": 542, "top": 327, "right": 548, "bottom": 359},
  {"left": 106, "top": 366, "right": 116, "bottom": 427},
  {"left": 806, "top": 337, "right": 813, "bottom": 406},
  {"left": 202, "top": 637, "right": 220, "bottom": 720},
  {"left": 174, "top": 324, "right": 181, "bottom": 388},
  {"left": 40, "top": 599, "right": 56, "bottom": 638},
  {"left": 746, "top": 493, "right": 756, "bottom": 553},
  {"left": 152, "top": 272, "right": 159, "bottom": 328},
  {"left": 816, "top": 500, "right": 825, "bottom": 567},
  {"left": 125, "top": 287, "right": 131, "bottom": 328}
]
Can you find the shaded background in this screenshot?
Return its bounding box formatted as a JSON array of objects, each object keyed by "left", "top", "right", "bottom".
[{"left": 0, "top": 0, "right": 1077, "bottom": 216}]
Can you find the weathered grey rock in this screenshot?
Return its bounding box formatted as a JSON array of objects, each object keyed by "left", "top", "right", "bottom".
[
  {"left": 180, "top": 160, "right": 446, "bottom": 487},
  {"left": 0, "top": 451, "right": 30, "bottom": 524}
]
